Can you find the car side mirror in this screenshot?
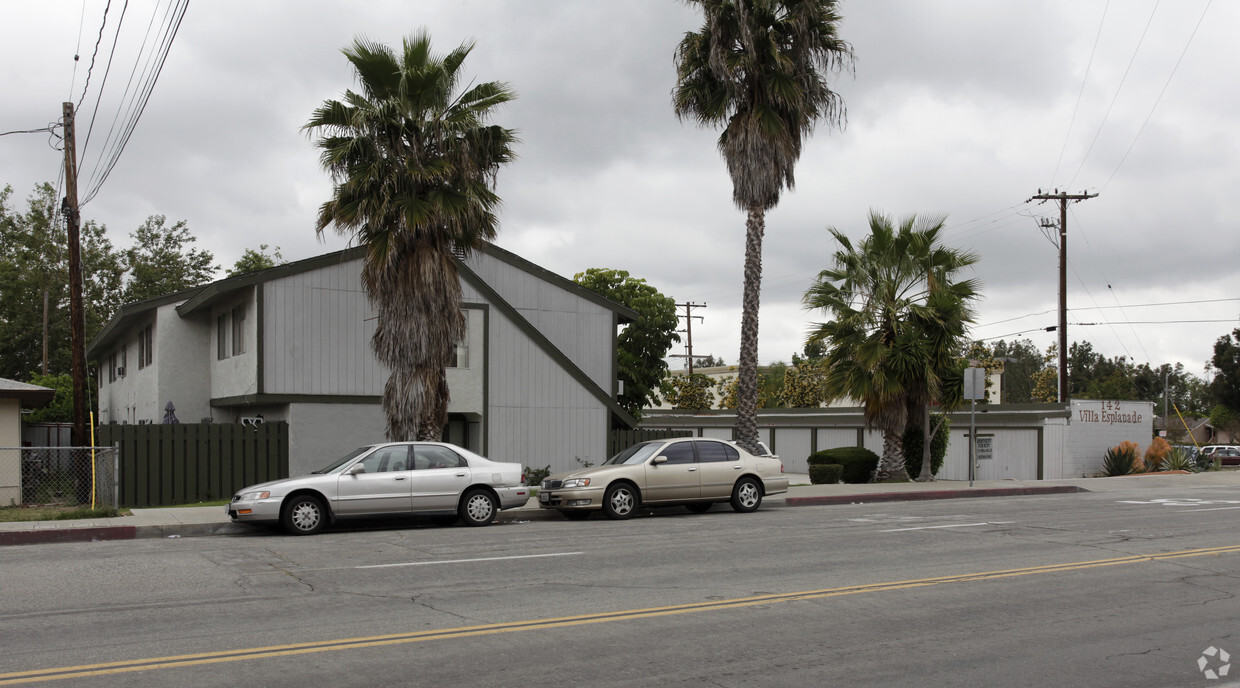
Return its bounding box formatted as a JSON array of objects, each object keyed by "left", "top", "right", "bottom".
[
  {"left": 652, "top": 456, "right": 668, "bottom": 465},
  {"left": 346, "top": 463, "right": 365, "bottom": 475}
]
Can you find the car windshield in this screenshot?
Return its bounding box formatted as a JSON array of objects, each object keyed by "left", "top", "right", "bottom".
[
  {"left": 603, "top": 442, "right": 663, "bottom": 466},
  {"left": 311, "top": 446, "right": 372, "bottom": 474}
]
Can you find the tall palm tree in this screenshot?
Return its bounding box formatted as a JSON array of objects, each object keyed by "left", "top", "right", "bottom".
[
  {"left": 304, "top": 32, "right": 517, "bottom": 441},
  {"left": 673, "top": 0, "right": 853, "bottom": 453},
  {"left": 804, "top": 212, "right": 979, "bottom": 481}
]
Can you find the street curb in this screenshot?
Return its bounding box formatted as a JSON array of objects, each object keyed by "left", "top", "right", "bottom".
[
  {"left": 784, "top": 485, "right": 1086, "bottom": 507},
  {"left": 0, "top": 525, "right": 137, "bottom": 546}
]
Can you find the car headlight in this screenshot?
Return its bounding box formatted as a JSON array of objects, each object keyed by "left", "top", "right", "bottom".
[
  {"left": 561, "top": 478, "right": 590, "bottom": 489},
  {"left": 237, "top": 490, "right": 271, "bottom": 501}
]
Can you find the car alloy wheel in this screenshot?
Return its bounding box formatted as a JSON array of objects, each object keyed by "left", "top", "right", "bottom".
[
  {"left": 603, "top": 483, "right": 637, "bottom": 520},
  {"left": 730, "top": 477, "right": 762, "bottom": 513},
  {"left": 460, "top": 489, "right": 497, "bottom": 527},
  {"left": 282, "top": 495, "right": 326, "bottom": 535}
]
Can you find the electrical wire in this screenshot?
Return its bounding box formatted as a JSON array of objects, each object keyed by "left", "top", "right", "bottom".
[
  {"left": 79, "top": 0, "right": 131, "bottom": 172},
  {"left": 1101, "top": 0, "right": 1213, "bottom": 191},
  {"left": 1066, "top": 0, "right": 1161, "bottom": 189},
  {"left": 76, "top": 0, "right": 113, "bottom": 113},
  {"left": 1050, "top": 0, "right": 1109, "bottom": 185}
]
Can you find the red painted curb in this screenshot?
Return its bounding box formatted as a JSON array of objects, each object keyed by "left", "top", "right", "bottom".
[
  {"left": 0, "top": 525, "right": 137, "bottom": 546},
  {"left": 784, "top": 485, "right": 1083, "bottom": 507}
]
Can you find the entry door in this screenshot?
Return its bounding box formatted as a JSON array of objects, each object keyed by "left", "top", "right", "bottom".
[
  {"left": 642, "top": 442, "right": 699, "bottom": 503},
  {"left": 334, "top": 445, "right": 413, "bottom": 515},
  {"left": 411, "top": 444, "right": 472, "bottom": 512}
]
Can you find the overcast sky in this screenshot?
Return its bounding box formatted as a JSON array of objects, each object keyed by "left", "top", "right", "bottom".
[{"left": 3, "top": 1, "right": 1236, "bottom": 379}]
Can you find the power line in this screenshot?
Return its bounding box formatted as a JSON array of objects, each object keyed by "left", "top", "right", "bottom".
[
  {"left": 76, "top": 0, "right": 113, "bottom": 113},
  {"left": 1066, "top": 0, "right": 1161, "bottom": 189},
  {"left": 0, "top": 127, "right": 57, "bottom": 137},
  {"left": 1101, "top": 0, "right": 1213, "bottom": 191}
]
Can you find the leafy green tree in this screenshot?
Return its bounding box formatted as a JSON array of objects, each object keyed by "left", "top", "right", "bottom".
[
  {"left": 662, "top": 374, "right": 717, "bottom": 410},
  {"left": 1210, "top": 327, "right": 1240, "bottom": 414},
  {"left": 24, "top": 373, "right": 73, "bottom": 423},
  {"left": 305, "top": 32, "right": 517, "bottom": 441},
  {"left": 0, "top": 183, "right": 123, "bottom": 380},
  {"left": 1030, "top": 344, "right": 1059, "bottom": 402},
  {"left": 978, "top": 338, "right": 1044, "bottom": 404},
  {"left": 694, "top": 354, "right": 726, "bottom": 368},
  {"left": 673, "top": 0, "right": 853, "bottom": 454},
  {"left": 121, "top": 215, "right": 218, "bottom": 303},
  {"left": 228, "top": 244, "right": 285, "bottom": 276},
  {"left": 804, "top": 212, "right": 979, "bottom": 481},
  {"left": 778, "top": 359, "right": 827, "bottom": 407},
  {"left": 573, "top": 268, "right": 680, "bottom": 417}
]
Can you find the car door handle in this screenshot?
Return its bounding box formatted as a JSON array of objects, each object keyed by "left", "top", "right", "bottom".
[
  {"left": 394, "top": 476, "right": 407, "bottom": 480},
  {"left": 734, "top": 465, "right": 743, "bottom": 469},
  {"left": 456, "top": 472, "right": 467, "bottom": 477},
  {"left": 687, "top": 467, "right": 697, "bottom": 471}
]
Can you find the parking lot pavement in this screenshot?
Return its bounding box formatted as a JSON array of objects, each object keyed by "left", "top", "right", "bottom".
[{"left": 5, "top": 470, "right": 1238, "bottom": 546}]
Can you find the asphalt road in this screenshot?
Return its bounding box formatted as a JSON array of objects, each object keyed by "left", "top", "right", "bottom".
[{"left": 3, "top": 485, "right": 1240, "bottom": 687}]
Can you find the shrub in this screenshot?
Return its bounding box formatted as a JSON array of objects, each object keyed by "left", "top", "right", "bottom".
[
  {"left": 525, "top": 465, "right": 551, "bottom": 486},
  {"left": 1161, "top": 447, "right": 1196, "bottom": 472},
  {"left": 808, "top": 447, "right": 879, "bottom": 484},
  {"left": 1115, "top": 441, "right": 1143, "bottom": 473},
  {"left": 809, "top": 464, "right": 843, "bottom": 484},
  {"left": 902, "top": 415, "right": 950, "bottom": 479},
  {"left": 1102, "top": 443, "right": 1139, "bottom": 476},
  {"left": 1143, "top": 437, "right": 1171, "bottom": 472}
]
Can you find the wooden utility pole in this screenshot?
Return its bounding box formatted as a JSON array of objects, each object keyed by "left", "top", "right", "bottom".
[
  {"left": 669, "top": 302, "right": 709, "bottom": 375},
  {"left": 1027, "top": 188, "right": 1098, "bottom": 403},
  {"left": 62, "top": 102, "right": 89, "bottom": 447}
]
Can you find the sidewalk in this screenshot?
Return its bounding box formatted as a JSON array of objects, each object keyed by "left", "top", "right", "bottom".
[{"left": 4, "top": 470, "right": 1238, "bottom": 546}]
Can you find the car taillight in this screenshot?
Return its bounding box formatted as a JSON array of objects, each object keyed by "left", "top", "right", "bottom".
[{"left": 781, "top": 463, "right": 785, "bottom": 473}]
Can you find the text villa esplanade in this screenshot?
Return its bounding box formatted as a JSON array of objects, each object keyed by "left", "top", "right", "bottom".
[{"left": 1078, "top": 402, "right": 1144, "bottom": 425}]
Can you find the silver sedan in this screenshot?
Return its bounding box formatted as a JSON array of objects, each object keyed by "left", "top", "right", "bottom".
[{"left": 227, "top": 442, "right": 529, "bottom": 534}]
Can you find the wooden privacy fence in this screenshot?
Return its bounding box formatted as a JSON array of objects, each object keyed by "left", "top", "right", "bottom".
[
  {"left": 608, "top": 428, "right": 694, "bottom": 457},
  {"left": 96, "top": 422, "right": 289, "bottom": 507}
]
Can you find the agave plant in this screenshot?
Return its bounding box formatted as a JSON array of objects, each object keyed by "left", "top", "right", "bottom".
[
  {"left": 1161, "top": 447, "right": 1197, "bottom": 472},
  {"left": 1102, "top": 445, "right": 1138, "bottom": 477}
]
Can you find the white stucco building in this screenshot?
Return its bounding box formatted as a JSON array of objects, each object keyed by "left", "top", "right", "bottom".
[{"left": 87, "top": 244, "right": 637, "bottom": 476}]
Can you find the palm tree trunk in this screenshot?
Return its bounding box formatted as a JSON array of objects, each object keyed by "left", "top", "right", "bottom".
[
  {"left": 735, "top": 205, "right": 765, "bottom": 454},
  {"left": 876, "top": 428, "right": 911, "bottom": 482},
  {"left": 916, "top": 403, "right": 935, "bottom": 482}
]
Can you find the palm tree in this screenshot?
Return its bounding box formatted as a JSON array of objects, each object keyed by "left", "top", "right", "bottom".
[
  {"left": 304, "top": 32, "right": 517, "bottom": 441},
  {"left": 804, "top": 212, "right": 980, "bottom": 481},
  {"left": 673, "top": 0, "right": 853, "bottom": 453}
]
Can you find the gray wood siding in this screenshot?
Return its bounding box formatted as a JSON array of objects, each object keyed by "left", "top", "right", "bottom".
[
  {"left": 484, "top": 307, "right": 609, "bottom": 471},
  {"left": 464, "top": 252, "right": 614, "bottom": 392},
  {"left": 262, "top": 257, "right": 383, "bottom": 396}
]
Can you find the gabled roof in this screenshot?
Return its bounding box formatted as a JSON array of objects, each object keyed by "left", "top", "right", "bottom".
[
  {"left": 0, "top": 378, "right": 56, "bottom": 408},
  {"left": 85, "top": 286, "right": 201, "bottom": 359}
]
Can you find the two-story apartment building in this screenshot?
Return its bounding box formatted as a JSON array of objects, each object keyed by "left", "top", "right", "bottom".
[{"left": 87, "top": 243, "right": 637, "bottom": 476}]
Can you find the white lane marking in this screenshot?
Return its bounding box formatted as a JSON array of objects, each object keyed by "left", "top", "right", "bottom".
[
  {"left": 354, "top": 552, "right": 584, "bottom": 569},
  {"left": 1177, "top": 506, "right": 1240, "bottom": 512},
  {"left": 880, "top": 522, "right": 1014, "bottom": 533}
]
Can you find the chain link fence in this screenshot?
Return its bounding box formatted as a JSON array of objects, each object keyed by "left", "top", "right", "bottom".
[{"left": 0, "top": 446, "right": 119, "bottom": 509}]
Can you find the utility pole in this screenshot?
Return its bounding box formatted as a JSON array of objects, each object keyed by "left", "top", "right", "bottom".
[
  {"left": 1027, "top": 188, "right": 1098, "bottom": 404},
  {"left": 668, "top": 302, "right": 709, "bottom": 375},
  {"left": 62, "top": 102, "right": 89, "bottom": 449}
]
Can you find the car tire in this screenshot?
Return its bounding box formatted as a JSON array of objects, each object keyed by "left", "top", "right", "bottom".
[
  {"left": 602, "top": 483, "right": 638, "bottom": 520},
  {"left": 729, "top": 477, "right": 762, "bottom": 513},
  {"left": 559, "top": 510, "right": 591, "bottom": 521},
  {"left": 282, "top": 494, "right": 327, "bottom": 535},
  {"left": 459, "top": 489, "right": 497, "bottom": 527},
  {"left": 685, "top": 502, "right": 713, "bottom": 514}
]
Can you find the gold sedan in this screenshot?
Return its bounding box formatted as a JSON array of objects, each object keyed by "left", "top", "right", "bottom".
[{"left": 538, "top": 438, "right": 788, "bottom": 520}]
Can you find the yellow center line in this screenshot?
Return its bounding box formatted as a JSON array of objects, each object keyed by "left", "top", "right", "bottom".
[{"left": 5, "top": 543, "right": 1239, "bottom": 685}]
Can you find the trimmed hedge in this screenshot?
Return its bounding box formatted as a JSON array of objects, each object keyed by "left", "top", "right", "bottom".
[
  {"left": 807, "top": 447, "right": 879, "bottom": 484},
  {"left": 809, "top": 464, "right": 843, "bottom": 484}
]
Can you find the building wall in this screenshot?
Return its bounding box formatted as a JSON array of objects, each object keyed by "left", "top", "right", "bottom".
[
  {"left": 158, "top": 305, "right": 212, "bottom": 422},
  {"left": 209, "top": 288, "right": 258, "bottom": 400},
  {"left": 469, "top": 251, "right": 615, "bottom": 393},
  {"left": 1064, "top": 400, "right": 1154, "bottom": 478},
  {"left": 286, "top": 402, "right": 386, "bottom": 476},
  {"left": 0, "top": 399, "right": 20, "bottom": 504},
  {"left": 484, "top": 304, "right": 610, "bottom": 472}
]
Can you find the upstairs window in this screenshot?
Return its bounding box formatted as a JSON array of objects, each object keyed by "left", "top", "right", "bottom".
[
  {"left": 137, "top": 326, "right": 153, "bottom": 369},
  {"left": 231, "top": 304, "right": 246, "bottom": 355},
  {"left": 217, "top": 313, "right": 229, "bottom": 360}
]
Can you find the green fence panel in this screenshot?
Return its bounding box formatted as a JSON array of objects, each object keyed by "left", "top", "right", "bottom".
[{"left": 96, "top": 422, "right": 289, "bottom": 507}]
